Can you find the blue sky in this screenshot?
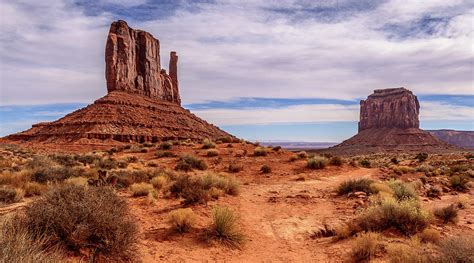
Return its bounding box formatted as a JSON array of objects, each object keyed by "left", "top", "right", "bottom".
[{"left": 0, "top": 0, "right": 473, "bottom": 142}]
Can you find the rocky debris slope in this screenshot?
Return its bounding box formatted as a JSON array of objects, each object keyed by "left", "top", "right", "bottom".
[
  {"left": 327, "top": 88, "right": 455, "bottom": 154},
  {"left": 3, "top": 20, "right": 232, "bottom": 146},
  {"left": 428, "top": 130, "right": 474, "bottom": 149}
]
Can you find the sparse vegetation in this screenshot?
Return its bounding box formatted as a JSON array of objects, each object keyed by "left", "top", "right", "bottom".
[
  {"left": 159, "top": 141, "right": 173, "bottom": 150},
  {"left": 0, "top": 186, "right": 24, "bottom": 204},
  {"left": 387, "top": 179, "right": 418, "bottom": 201},
  {"left": 227, "top": 162, "right": 243, "bottom": 173},
  {"left": 418, "top": 228, "right": 440, "bottom": 244},
  {"left": 307, "top": 156, "right": 328, "bottom": 169},
  {"left": 359, "top": 159, "right": 371, "bottom": 168},
  {"left": 437, "top": 236, "right": 474, "bottom": 263},
  {"left": 206, "top": 149, "right": 219, "bottom": 157},
  {"left": 351, "top": 232, "right": 381, "bottom": 262},
  {"left": 167, "top": 208, "right": 196, "bottom": 233},
  {"left": 202, "top": 139, "right": 216, "bottom": 149},
  {"left": 254, "top": 146, "right": 268, "bottom": 156},
  {"left": 260, "top": 164, "right": 271, "bottom": 174},
  {"left": 337, "top": 178, "right": 374, "bottom": 195},
  {"left": 296, "top": 151, "right": 308, "bottom": 159},
  {"left": 24, "top": 185, "right": 138, "bottom": 260},
  {"left": 426, "top": 186, "right": 441, "bottom": 198},
  {"left": 175, "top": 155, "right": 207, "bottom": 171},
  {"left": 415, "top": 152, "right": 428, "bottom": 162},
  {"left": 151, "top": 176, "right": 168, "bottom": 190},
  {"left": 449, "top": 174, "right": 470, "bottom": 191},
  {"left": 434, "top": 204, "right": 458, "bottom": 224},
  {"left": 155, "top": 150, "right": 176, "bottom": 158},
  {"left": 130, "top": 183, "right": 154, "bottom": 197},
  {"left": 207, "top": 205, "right": 244, "bottom": 247},
  {"left": 386, "top": 237, "right": 431, "bottom": 263},
  {"left": 329, "top": 156, "right": 343, "bottom": 166}
]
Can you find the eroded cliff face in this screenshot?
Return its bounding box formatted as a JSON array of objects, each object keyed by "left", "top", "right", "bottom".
[
  {"left": 358, "top": 88, "right": 420, "bottom": 132},
  {"left": 105, "top": 20, "right": 181, "bottom": 105}
]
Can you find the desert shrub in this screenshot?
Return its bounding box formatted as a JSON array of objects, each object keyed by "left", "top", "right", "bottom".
[
  {"left": 260, "top": 164, "right": 271, "bottom": 174},
  {"left": 139, "top": 148, "right": 148, "bottom": 153},
  {"left": 289, "top": 155, "right": 299, "bottom": 162},
  {"left": 201, "top": 173, "right": 240, "bottom": 196},
  {"left": 337, "top": 178, "right": 374, "bottom": 195},
  {"left": 418, "top": 228, "right": 440, "bottom": 244},
  {"left": 437, "top": 236, "right": 474, "bottom": 263},
  {"left": 449, "top": 174, "right": 470, "bottom": 191},
  {"left": 415, "top": 152, "right": 428, "bottom": 162},
  {"left": 169, "top": 175, "right": 209, "bottom": 205},
  {"left": 307, "top": 156, "right": 328, "bottom": 169},
  {"left": 387, "top": 238, "right": 430, "bottom": 263},
  {"left": 130, "top": 183, "right": 154, "bottom": 197},
  {"left": 151, "top": 176, "right": 168, "bottom": 190},
  {"left": 95, "top": 158, "right": 119, "bottom": 170},
  {"left": 227, "top": 162, "right": 243, "bottom": 173},
  {"left": 456, "top": 196, "right": 470, "bottom": 210},
  {"left": 0, "top": 215, "right": 64, "bottom": 263},
  {"left": 110, "top": 169, "right": 152, "bottom": 186},
  {"left": 391, "top": 157, "right": 399, "bottom": 164},
  {"left": 392, "top": 165, "right": 415, "bottom": 175},
  {"left": 141, "top": 142, "right": 154, "bottom": 148},
  {"left": 167, "top": 208, "right": 197, "bottom": 233},
  {"left": 155, "top": 151, "right": 176, "bottom": 158},
  {"left": 416, "top": 164, "right": 434, "bottom": 174},
  {"left": 329, "top": 156, "right": 343, "bottom": 166},
  {"left": 449, "top": 164, "right": 469, "bottom": 175},
  {"left": 202, "top": 139, "right": 216, "bottom": 149},
  {"left": 434, "top": 204, "right": 458, "bottom": 224},
  {"left": 296, "top": 151, "right": 308, "bottom": 159},
  {"left": 23, "top": 182, "right": 47, "bottom": 197},
  {"left": 175, "top": 155, "right": 207, "bottom": 171},
  {"left": 272, "top": 146, "right": 282, "bottom": 152},
  {"left": 24, "top": 156, "right": 55, "bottom": 170},
  {"left": 123, "top": 156, "right": 139, "bottom": 163},
  {"left": 359, "top": 159, "right": 371, "bottom": 168},
  {"left": 387, "top": 180, "right": 418, "bottom": 201},
  {"left": 208, "top": 205, "right": 244, "bottom": 247},
  {"left": 49, "top": 154, "right": 80, "bottom": 167},
  {"left": 75, "top": 154, "right": 101, "bottom": 165},
  {"left": 0, "top": 170, "right": 30, "bottom": 187},
  {"left": 159, "top": 141, "right": 173, "bottom": 150},
  {"left": 0, "top": 186, "right": 24, "bottom": 204},
  {"left": 356, "top": 197, "right": 431, "bottom": 235},
  {"left": 24, "top": 185, "right": 138, "bottom": 259},
  {"left": 206, "top": 149, "right": 219, "bottom": 157},
  {"left": 351, "top": 232, "right": 381, "bottom": 262},
  {"left": 254, "top": 147, "right": 268, "bottom": 156},
  {"left": 30, "top": 166, "right": 76, "bottom": 183},
  {"left": 369, "top": 182, "right": 394, "bottom": 197},
  {"left": 64, "top": 176, "right": 88, "bottom": 187},
  {"left": 147, "top": 161, "right": 159, "bottom": 167},
  {"left": 219, "top": 136, "right": 233, "bottom": 143},
  {"left": 426, "top": 186, "right": 441, "bottom": 198}
]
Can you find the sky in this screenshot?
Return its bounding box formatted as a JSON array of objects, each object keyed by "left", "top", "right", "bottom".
[{"left": 0, "top": 0, "right": 473, "bottom": 142}]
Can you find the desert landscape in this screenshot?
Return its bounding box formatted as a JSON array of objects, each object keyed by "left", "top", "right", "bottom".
[{"left": 1, "top": 3, "right": 473, "bottom": 263}]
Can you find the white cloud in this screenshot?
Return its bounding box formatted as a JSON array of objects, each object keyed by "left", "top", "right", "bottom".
[
  {"left": 420, "top": 101, "right": 474, "bottom": 121},
  {"left": 0, "top": 0, "right": 472, "bottom": 105}
]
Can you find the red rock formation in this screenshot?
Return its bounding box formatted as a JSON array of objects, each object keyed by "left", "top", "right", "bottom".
[
  {"left": 428, "top": 130, "right": 474, "bottom": 149},
  {"left": 359, "top": 88, "right": 419, "bottom": 132},
  {"left": 327, "top": 87, "right": 455, "bottom": 154},
  {"left": 3, "top": 20, "right": 233, "bottom": 146},
  {"left": 105, "top": 20, "right": 180, "bottom": 105}
]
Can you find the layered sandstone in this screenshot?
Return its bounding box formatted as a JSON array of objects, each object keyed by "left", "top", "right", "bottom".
[
  {"left": 3, "top": 20, "right": 232, "bottom": 146},
  {"left": 359, "top": 88, "right": 419, "bottom": 131},
  {"left": 105, "top": 20, "right": 180, "bottom": 104},
  {"left": 428, "top": 130, "right": 474, "bottom": 149},
  {"left": 327, "top": 88, "right": 455, "bottom": 154}
]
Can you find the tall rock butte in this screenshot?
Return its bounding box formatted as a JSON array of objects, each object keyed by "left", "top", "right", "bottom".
[
  {"left": 3, "top": 20, "right": 233, "bottom": 147},
  {"left": 328, "top": 87, "right": 454, "bottom": 154}
]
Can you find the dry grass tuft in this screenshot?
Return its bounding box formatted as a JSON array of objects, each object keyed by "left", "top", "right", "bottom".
[
  {"left": 167, "top": 208, "right": 197, "bottom": 233},
  {"left": 175, "top": 155, "right": 208, "bottom": 171},
  {"left": 418, "top": 228, "right": 440, "bottom": 244},
  {"left": 130, "top": 183, "right": 154, "bottom": 197},
  {"left": 307, "top": 156, "right": 328, "bottom": 169},
  {"left": 437, "top": 236, "right": 474, "bottom": 263},
  {"left": 202, "top": 139, "right": 216, "bottom": 149},
  {"left": 0, "top": 186, "right": 24, "bottom": 204},
  {"left": 254, "top": 147, "right": 269, "bottom": 156},
  {"left": 434, "top": 204, "right": 458, "bottom": 224},
  {"left": 207, "top": 205, "right": 244, "bottom": 247},
  {"left": 336, "top": 178, "right": 374, "bottom": 195},
  {"left": 387, "top": 237, "right": 431, "bottom": 263},
  {"left": 351, "top": 232, "right": 381, "bottom": 262}
]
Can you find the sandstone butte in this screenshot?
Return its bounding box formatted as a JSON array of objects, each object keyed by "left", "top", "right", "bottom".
[
  {"left": 327, "top": 87, "right": 456, "bottom": 155},
  {"left": 2, "top": 20, "right": 233, "bottom": 147}
]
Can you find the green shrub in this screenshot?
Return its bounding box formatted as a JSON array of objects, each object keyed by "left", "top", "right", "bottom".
[
  {"left": 208, "top": 206, "right": 244, "bottom": 247},
  {"left": 175, "top": 155, "right": 207, "bottom": 171},
  {"left": 201, "top": 173, "right": 240, "bottom": 196},
  {"left": 155, "top": 151, "right": 176, "bottom": 158},
  {"left": 434, "top": 204, "right": 458, "bottom": 224},
  {"left": 307, "top": 156, "right": 328, "bottom": 169},
  {"left": 449, "top": 174, "right": 470, "bottom": 191},
  {"left": 359, "top": 159, "right": 371, "bottom": 168},
  {"left": 329, "top": 156, "right": 343, "bottom": 166},
  {"left": 25, "top": 185, "right": 138, "bottom": 260},
  {"left": 202, "top": 139, "right": 216, "bottom": 149},
  {"left": 159, "top": 141, "right": 173, "bottom": 150},
  {"left": 387, "top": 180, "right": 418, "bottom": 201},
  {"left": 167, "top": 208, "right": 197, "bottom": 233},
  {"left": 336, "top": 178, "right": 374, "bottom": 195},
  {"left": 351, "top": 232, "right": 381, "bottom": 262},
  {"left": 260, "top": 164, "right": 271, "bottom": 174},
  {"left": 254, "top": 147, "right": 268, "bottom": 156},
  {"left": 0, "top": 186, "right": 24, "bottom": 204},
  {"left": 356, "top": 197, "right": 431, "bottom": 235},
  {"left": 169, "top": 175, "right": 209, "bottom": 205}
]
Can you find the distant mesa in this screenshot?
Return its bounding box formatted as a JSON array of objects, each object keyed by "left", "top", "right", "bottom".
[
  {"left": 428, "top": 130, "right": 474, "bottom": 149},
  {"left": 328, "top": 87, "right": 456, "bottom": 154},
  {"left": 3, "top": 20, "right": 233, "bottom": 146}
]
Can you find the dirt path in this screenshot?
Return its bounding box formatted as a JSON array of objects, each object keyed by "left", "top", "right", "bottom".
[{"left": 135, "top": 167, "right": 377, "bottom": 262}]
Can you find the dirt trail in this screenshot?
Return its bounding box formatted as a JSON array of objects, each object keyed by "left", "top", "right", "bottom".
[{"left": 136, "top": 167, "right": 377, "bottom": 262}]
